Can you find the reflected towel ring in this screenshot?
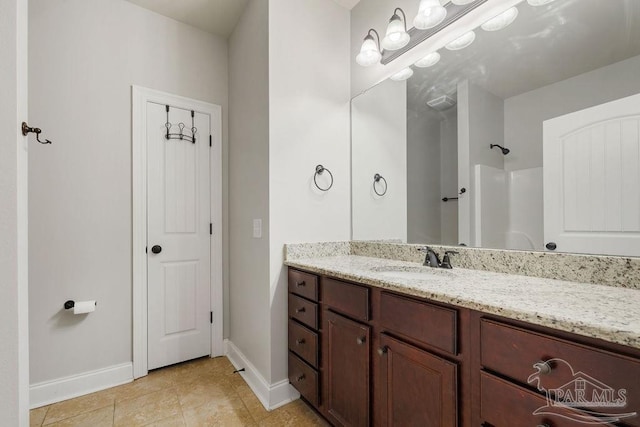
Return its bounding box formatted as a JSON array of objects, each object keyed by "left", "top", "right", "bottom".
[
  {"left": 373, "top": 173, "right": 387, "bottom": 196},
  {"left": 314, "top": 165, "right": 334, "bottom": 191}
]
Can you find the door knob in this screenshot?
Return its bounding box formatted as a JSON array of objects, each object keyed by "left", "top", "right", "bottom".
[
  {"left": 545, "top": 242, "right": 557, "bottom": 251},
  {"left": 151, "top": 245, "right": 162, "bottom": 254}
]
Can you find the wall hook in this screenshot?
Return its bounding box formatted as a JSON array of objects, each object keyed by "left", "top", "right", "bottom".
[{"left": 22, "top": 122, "right": 52, "bottom": 144}]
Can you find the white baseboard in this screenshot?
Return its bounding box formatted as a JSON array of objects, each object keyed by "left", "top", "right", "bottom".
[
  {"left": 224, "top": 339, "right": 299, "bottom": 411},
  {"left": 30, "top": 362, "right": 133, "bottom": 409}
]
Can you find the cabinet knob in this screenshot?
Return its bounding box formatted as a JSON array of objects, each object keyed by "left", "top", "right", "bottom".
[
  {"left": 295, "top": 307, "right": 305, "bottom": 313},
  {"left": 296, "top": 338, "right": 305, "bottom": 345},
  {"left": 296, "top": 281, "right": 305, "bottom": 287},
  {"left": 377, "top": 346, "right": 388, "bottom": 356},
  {"left": 356, "top": 336, "right": 366, "bottom": 345},
  {"left": 536, "top": 424, "right": 551, "bottom": 427},
  {"left": 533, "top": 360, "right": 552, "bottom": 374},
  {"left": 297, "top": 374, "right": 305, "bottom": 382}
]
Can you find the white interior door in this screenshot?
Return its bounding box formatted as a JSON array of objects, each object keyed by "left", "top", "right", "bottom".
[
  {"left": 544, "top": 93, "right": 640, "bottom": 256},
  {"left": 147, "top": 102, "right": 211, "bottom": 370}
]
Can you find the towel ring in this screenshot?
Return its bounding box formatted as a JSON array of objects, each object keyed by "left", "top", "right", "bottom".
[
  {"left": 314, "top": 165, "right": 333, "bottom": 191},
  {"left": 373, "top": 173, "right": 387, "bottom": 196}
]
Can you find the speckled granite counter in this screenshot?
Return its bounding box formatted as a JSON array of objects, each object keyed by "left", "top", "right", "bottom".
[{"left": 284, "top": 254, "right": 640, "bottom": 350}]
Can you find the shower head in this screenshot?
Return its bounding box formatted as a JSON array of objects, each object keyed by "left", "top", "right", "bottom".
[{"left": 490, "top": 144, "right": 510, "bottom": 155}]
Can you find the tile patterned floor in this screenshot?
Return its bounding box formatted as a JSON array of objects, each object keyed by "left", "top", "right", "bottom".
[{"left": 30, "top": 356, "right": 329, "bottom": 426}]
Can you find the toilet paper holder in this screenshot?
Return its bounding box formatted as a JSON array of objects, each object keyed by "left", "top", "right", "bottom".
[{"left": 64, "top": 300, "right": 97, "bottom": 310}]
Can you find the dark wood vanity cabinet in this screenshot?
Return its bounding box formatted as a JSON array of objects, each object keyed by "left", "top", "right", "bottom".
[
  {"left": 378, "top": 333, "right": 458, "bottom": 427},
  {"left": 324, "top": 310, "right": 371, "bottom": 426},
  {"left": 287, "top": 267, "right": 640, "bottom": 427}
]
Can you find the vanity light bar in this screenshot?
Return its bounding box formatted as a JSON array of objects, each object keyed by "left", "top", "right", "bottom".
[{"left": 381, "top": 0, "right": 488, "bottom": 65}]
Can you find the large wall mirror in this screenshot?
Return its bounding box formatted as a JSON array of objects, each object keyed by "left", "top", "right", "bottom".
[{"left": 351, "top": 0, "right": 640, "bottom": 257}]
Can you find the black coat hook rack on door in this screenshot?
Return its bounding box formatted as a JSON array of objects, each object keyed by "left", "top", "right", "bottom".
[
  {"left": 165, "top": 105, "right": 197, "bottom": 143},
  {"left": 22, "top": 122, "right": 52, "bottom": 144}
]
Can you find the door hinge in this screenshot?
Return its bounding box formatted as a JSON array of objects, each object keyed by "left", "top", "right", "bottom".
[
  {"left": 210, "top": 311, "right": 213, "bottom": 324},
  {"left": 145, "top": 246, "right": 147, "bottom": 254},
  {"left": 209, "top": 135, "right": 212, "bottom": 147},
  {"left": 210, "top": 223, "right": 213, "bottom": 235}
]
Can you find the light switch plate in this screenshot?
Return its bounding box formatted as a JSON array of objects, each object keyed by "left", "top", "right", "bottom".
[{"left": 253, "top": 219, "right": 262, "bottom": 238}]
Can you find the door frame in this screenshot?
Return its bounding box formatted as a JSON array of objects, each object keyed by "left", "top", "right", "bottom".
[{"left": 132, "top": 86, "right": 223, "bottom": 378}]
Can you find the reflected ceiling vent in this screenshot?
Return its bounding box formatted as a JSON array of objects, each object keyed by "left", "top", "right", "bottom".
[{"left": 426, "top": 95, "right": 456, "bottom": 111}]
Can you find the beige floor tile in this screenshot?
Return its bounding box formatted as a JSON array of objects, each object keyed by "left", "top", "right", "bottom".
[
  {"left": 114, "top": 389, "right": 182, "bottom": 427},
  {"left": 182, "top": 396, "right": 255, "bottom": 427},
  {"left": 30, "top": 406, "right": 49, "bottom": 427},
  {"left": 110, "top": 373, "right": 175, "bottom": 403},
  {"left": 259, "top": 400, "right": 328, "bottom": 427},
  {"left": 46, "top": 405, "right": 114, "bottom": 427},
  {"left": 175, "top": 378, "right": 237, "bottom": 410},
  {"left": 236, "top": 384, "right": 270, "bottom": 423},
  {"left": 142, "top": 413, "right": 186, "bottom": 427},
  {"left": 44, "top": 391, "right": 115, "bottom": 425}
]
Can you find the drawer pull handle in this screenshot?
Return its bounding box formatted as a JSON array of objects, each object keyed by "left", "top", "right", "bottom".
[
  {"left": 296, "top": 281, "right": 306, "bottom": 287},
  {"left": 356, "top": 336, "right": 366, "bottom": 345},
  {"left": 295, "top": 307, "right": 306, "bottom": 313},
  {"left": 533, "top": 360, "right": 552, "bottom": 374},
  {"left": 377, "top": 346, "right": 388, "bottom": 356},
  {"left": 297, "top": 374, "right": 305, "bottom": 382},
  {"left": 296, "top": 338, "right": 305, "bottom": 345}
]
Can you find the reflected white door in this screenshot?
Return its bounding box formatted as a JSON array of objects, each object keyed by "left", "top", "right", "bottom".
[
  {"left": 147, "top": 102, "right": 211, "bottom": 370},
  {"left": 544, "top": 93, "right": 640, "bottom": 256}
]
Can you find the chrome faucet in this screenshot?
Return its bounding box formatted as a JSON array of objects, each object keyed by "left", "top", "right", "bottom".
[{"left": 417, "top": 247, "right": 441, "bottom": 268}]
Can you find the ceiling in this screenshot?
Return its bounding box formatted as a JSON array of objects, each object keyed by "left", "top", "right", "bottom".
[
  {"left": 407, "top": 0, "right": 640, "bottom": 113},
  {"left": 125, "top": 0, "right": 360, "bottom": 38}
]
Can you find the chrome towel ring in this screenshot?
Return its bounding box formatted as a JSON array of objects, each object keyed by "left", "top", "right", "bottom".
[
  {"left": 373, "top": 173, "right": 387, "bottom": 196},
  {"left": 314, "top": 165, "right": 334, "bottom": 191}
]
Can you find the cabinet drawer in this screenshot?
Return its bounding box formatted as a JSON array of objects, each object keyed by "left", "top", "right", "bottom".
[
  {"left": 481, "top": 319, "right": 640, "bottom": 426},
  {"left": 323, "top": 278, "right": 369, "bottom": 321},
  {"left": 288, "top": 319, "right": 318, "bottom": 368},
  {"left": 288, "top": 294, "right": 318, "bottom": 330},
  {"left": 288, "top": 269, "right": 318, "bottom": 301},
  {"left": 480, "top": 372, "right": 616, "bottom": 427},
  {"left": 289, "top": 352, "right": 319, "bottom": 406},
  {"left": 380, "top": 292, "right": 457, "bottom": 355}
]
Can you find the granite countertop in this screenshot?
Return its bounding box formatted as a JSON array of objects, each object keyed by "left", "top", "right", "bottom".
[{"left": 285, "top": 255, "right": 640, "bottom": 350}]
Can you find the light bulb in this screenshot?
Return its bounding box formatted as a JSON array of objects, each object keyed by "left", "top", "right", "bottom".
[
  {"left": 481, "top": 7, "right": 518, "bottom": 32},
  {"left": 413, "top": 0, "right": 447, "bottom": 30},
  {"left": 356, "top": 34, "right": 381, "bottom": 67},
  {"left": 382, "top": 10, "right": 410, "bottom": 51},
  {"left": 390, "top": 67, "right": 414, "bottom": 81},
  {"left": 414, "top": 52, "right": 441, "bottom": 68},
  {"left": 445, "top": 31, "right": 476, "bottom": 50}
]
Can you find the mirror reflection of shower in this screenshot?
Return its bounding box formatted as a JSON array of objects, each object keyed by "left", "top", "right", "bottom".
[{"left": 490, "top": 144, "right": 510, "bottom": 155}]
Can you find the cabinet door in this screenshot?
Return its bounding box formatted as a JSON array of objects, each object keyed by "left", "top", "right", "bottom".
[
  {"left": 324, "top": 310, "right": 370, "bottom": 427},
  {"left": 379, "top": 334, "right": 458, "bottom": 427}
]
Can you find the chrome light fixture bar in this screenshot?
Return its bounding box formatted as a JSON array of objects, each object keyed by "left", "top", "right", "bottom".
[{"left": 381, "top": 0, "right": 488, "bottom": 65}]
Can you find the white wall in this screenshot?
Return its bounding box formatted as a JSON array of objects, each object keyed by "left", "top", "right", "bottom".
[
  {"left": 0, "top": 0, "right": 29, "bottom": 423},
  {"left": 28, "top": 0, "right": 229, "bottom": 385},
  {"left": 269, "top": 0, "right": 351, "bottom": 382},
  {"left": 407, "top": 108, "right": 440, "bottom": 244},
  {"left": 474, "top": 165, "right": 507, "bottom": 248},
  {"left": 504, "top": 54, "right": 640, "bottom": 172},
  {"left": 228, "top": 0, "right": 271, "bottom": 382},
  {"left": 440, "top": 109, "right": 458, "bottom": 245},
  {"left": 352, "top": 79, "right": 407, "bottom": 242}
]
